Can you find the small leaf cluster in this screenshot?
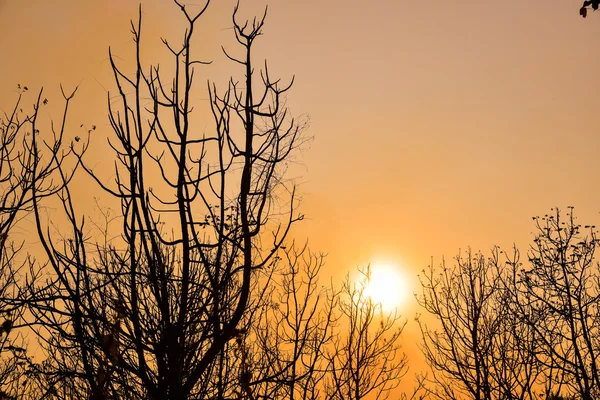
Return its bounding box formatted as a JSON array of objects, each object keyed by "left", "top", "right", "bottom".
[{"left": 580, "top": 0, "right": 600, "bottom": 17}]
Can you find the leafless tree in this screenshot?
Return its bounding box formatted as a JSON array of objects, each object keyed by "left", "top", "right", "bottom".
[
  {"left": 513, "top": 208, "right": 600, "bottom": 400},
  {"left": 416, "top": 248, "right": 542, "bottom": 400},
  {"left": 232, "top": 243, "right": 337, "bottom": 400},
  {"left": 18, "top": 1, "right": 305, "bottom": 399},
  {"left": 0, "top": 88, "right": 31, "bottom": 400},
  {"left": 0, "top": 85, "right": 79, "bottom": 400},
  {"left": 325, "top": 266, "right": 408, "bottom": 400},
  {"left": 0, "top": 2, "right": 422, "bottom": 400}
]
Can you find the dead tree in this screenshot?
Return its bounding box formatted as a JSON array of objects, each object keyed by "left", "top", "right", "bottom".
[
  {"left": 325, "top": 266, "right": 407, "bottom": 400},
  {"left": 417, "top": 248, "right": 541, "bottom": 400},
  {"left": 22, "top": 1, "right": 305, "bottom": 399},
  {"left": 242, "top": 243, "right": 336, "bottom": 400},
  {"left": 0, "top": 86, "right": 78, "bottom": 399},
  {"left": 514, "top": 208, "right": 600, "bottom": 400}
]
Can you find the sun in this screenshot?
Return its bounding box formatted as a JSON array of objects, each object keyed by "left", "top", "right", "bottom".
[{"left": 363, "top": 263, "right": 409, "bottom": 312}]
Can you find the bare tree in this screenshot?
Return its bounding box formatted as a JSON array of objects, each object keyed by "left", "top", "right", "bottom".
[
  {"left": 0, "top": 88, "right": 31, "bottom": 400},
  {"left": 233, "top": 243, "right": 336, "bottom": 400},
  {"left": 18, "top": 1, "right": 305, "bottom": 399},
  {"left": 325, "top": 266, "right": 408, "bottom": 400},
  {"left": 0, "top": 3, "right": 422, "bottom": 400},
  {"left": 416, "top": 248, "right": 542, "bottom": 400},
  {"left": 0, "top": 85, "right": 79, "bottom": 400},
  {"left": 513, "top": 208, "right": 600, "bottom": 400}
]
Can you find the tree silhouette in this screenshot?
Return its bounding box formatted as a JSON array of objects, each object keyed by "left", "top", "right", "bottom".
[
  {"left": 325, "top": 266, "right": 407, "bottom": 400},
  {"left": 16, "top": 1, "right": 306, "bottom": 399},
  {"left": 417, "top": 249, "right": 542, "bottom": 400},
  {"left": 418, "top": 208, "right": 600, "bottom": 400},
  {"left": 0, "top": 86, "right": 77, "bottom": 399},
  {"left": 237, "top": 243, "right": 336, "bottom": 400},
  {"left": 0, "top": 2, "right": 414, "bottom": 399},
  {"left": 513, "top": 208, "right": 600, "bottom": 400}
]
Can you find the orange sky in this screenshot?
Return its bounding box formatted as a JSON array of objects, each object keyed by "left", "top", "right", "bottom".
[{"left": 2, "top": 0, "right": 600, "bottom": 391}]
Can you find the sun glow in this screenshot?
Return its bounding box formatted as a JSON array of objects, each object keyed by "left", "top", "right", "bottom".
[{"left": 363, "top": 264, "right": 409, "bottom": 311}]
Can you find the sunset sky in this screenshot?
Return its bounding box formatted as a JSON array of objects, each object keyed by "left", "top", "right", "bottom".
[{"left": 2, "top": 0, "right": 600, "bottom": 383}]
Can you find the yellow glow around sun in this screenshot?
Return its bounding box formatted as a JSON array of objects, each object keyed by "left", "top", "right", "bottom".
[{"left": 363, "top": 264, "right": 409, "bottom": 311}]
